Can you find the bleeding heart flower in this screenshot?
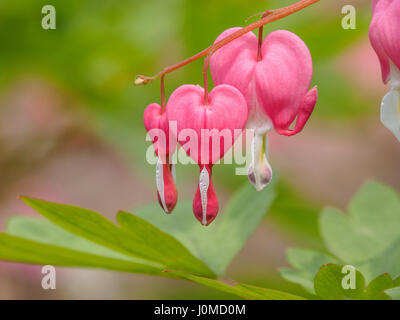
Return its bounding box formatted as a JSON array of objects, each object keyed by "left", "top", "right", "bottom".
[
  {"left": 211, "top": 28, "right": 317, "bottom": 191},
  {"left": 167, "top": 84, "right": 248, "bottom": 225},
  {"left": 144, "top": 103, "right": 178, "bottom": 213},
  {"left": 369, "top": 0, "right": 400, "bottom": 141}
]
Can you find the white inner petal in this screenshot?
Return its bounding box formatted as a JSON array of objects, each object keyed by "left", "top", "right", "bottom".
[
  {"left": 246, "top": 78, "right": 273, "bottom": 134},
  {"left": 381, "top": 62, "right": 400, "bottom": 142},
  {"left": 248, "top": 134, "right": 273, "bottom": 191},
  {"left": 381, "top": 88, "right": 400, "bottom": 141},
  {"left": 251, "top": 133, "right": 263, "bottom": 188},
  {"left": 156, "top": 157, "right": 168, "bottom": 213},
  {"left": 171, "top": 163, "right": 176, "bottom": 183},
  {"left": 199, "top": 167, "right": 210, "bottom": 225},
  {"left": 390, "top": 61, "right": 400, "bottom": 89}
]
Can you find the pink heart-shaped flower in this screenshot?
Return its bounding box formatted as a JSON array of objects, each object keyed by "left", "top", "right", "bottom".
[
  {"left": 167, "top": 84, "right": 247, "bottom": 225},
  {"left": 167, "top": 84, "right": 248, "bottom": 165},
  {"left": 143, "top": 103, "right": 178, "bottom": 214},
  {"left": 211, "top": 28, "right": 317, "bottom": 136},
  {"left": 210, "top": 27, "right": 317, "bottom": 191}
]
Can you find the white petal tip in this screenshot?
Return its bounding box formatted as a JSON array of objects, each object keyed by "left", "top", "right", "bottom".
[{"left": 381, "top": 89, "right": 400, "bottom": 141}]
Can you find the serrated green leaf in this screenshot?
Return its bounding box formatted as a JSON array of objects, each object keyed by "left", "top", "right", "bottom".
[
  {"left": 132, "top": 181, "right": 276, "bottom": 275},
  {"left": 314, "top": 264, "right": 365, "bottom": 300},
  {"left": 279, "top": 248, "right": 338, "bottom": 294},
  {"left": 19, "top": 197, "right": 214, "bottom": 277}
]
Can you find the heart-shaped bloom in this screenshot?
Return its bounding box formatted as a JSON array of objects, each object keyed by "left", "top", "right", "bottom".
[
  {"left": 211, "top": 28, "right": 317, "bottom": 191},
  {"left": 369, "top": 0, "right": 400, "bottom": 141},
  {"left": 167, "top": 84, "right": 248, "bottom": 225},
  {"left": 144, "top": 103, "right": 178, "bottom": 213}
]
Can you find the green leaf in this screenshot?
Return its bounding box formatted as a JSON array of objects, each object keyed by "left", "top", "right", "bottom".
[
  {"left": 320, "top": 181, "right": 400, "bottom": 280},
  {"left": 2, "top": 218, "right": 308, "bottom": 300},
  {"left": 132, "top": 181, "right": 276, "bottom": 275},
  {"left": 361, "top": 273, "right": 395, "bottom": 300},
  {"left": 315, "top": 269, "right": 398, "bottom": 300},
  {"left": 386, "top": 287, "right": 400, "bottom": 300},
  {"left": 279, "top": 248, "right": 338, "bottom": 294},
  {"left": 0, "top": 233, "right": 165, "bottom": 276},
  {"left": 314, "top": 264, "right": 365, "bottom": 300},
  {"left": 116, "top": 211, "right": 214, "bottom": 277},
  {"left": 170, "top": 272, "right": 306, "bottom": 300},
  {"left": 7, "top": 216, "right": 138, "bottom": 262},
  {"left": 236, "top": 283, "right": 306, "bottom": 301},
  {"left": 281, "top": 182, "right": 400, "bottom": 299},
  {"left": 19, "top": 197, "right": 214, "bottom": 277},
  {"left": 269, "top": 181, "right": 321, "bottom": 246}
]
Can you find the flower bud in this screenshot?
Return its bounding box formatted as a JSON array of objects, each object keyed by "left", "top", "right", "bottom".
[
  {"left": 156, "top": 158, "right": 178, "bottom": 214},
  {"left": 193, "top": 165, "right": 219, "bottom": 226}
]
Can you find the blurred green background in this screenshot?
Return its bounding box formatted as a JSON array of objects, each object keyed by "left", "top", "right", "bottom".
[{"left": 0, "top": 0, "right": 398, "bottom": 299}]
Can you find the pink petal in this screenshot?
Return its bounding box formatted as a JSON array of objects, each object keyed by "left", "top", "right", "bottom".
[
  {"left": 369, "top": 0, "right": 400, "bottom": 83},
  {"left": 275, "top": 86, "right": 318, "bottom": 136},
  {"left": 143, "top": 103, "right": 176, "bottom": 159},
  {"left": 255, "top": 30, "right": 313, "bottom": 133},
  {"left": 210, "top": 27, "right": 258, "bottom": 104},
  {"left": 167, "top": 84, "right": 248, "bottom": 165}
]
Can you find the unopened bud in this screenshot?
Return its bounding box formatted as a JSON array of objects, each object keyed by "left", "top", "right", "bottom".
[
  {"left": 134, "top": 76, "right": 147, "bottom": 86},
  {"left": 193, "top": 166, "right": 219, "bottom": 226}
]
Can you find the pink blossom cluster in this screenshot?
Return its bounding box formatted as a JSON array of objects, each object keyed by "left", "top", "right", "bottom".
[{"left": 144, "top": 28, "right": 317, "bottom": 226}]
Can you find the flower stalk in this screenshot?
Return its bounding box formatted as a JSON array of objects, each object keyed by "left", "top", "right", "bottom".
[{"left": 134, "top": 0, "right": 320, "bottom": 87}]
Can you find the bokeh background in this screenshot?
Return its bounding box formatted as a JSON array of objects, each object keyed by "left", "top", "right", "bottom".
[{"left": 0, "top": 0, "right": 397, "bottom": 299}]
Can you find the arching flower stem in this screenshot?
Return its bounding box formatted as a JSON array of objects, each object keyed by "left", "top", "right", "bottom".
[{"left": 134, "top": 0, "right": 320, "bottom": 86}]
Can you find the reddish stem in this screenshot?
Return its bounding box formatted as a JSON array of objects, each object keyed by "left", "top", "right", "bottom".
[
  {"left": 203, "top": 53, "right": 211, "bottom": 104},
  {"left": 134, "top": 0, "right": 320, "bottom": 86},
  {"left": 160, "top": 75, "right": 166, "bottom": 112},
  {"left": 257, "top": 26, "right": 263, "bottom": 61}
]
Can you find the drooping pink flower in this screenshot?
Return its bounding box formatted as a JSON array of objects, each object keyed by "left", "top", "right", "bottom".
[
  {"left": 144, "top": 103, "right": 178, "bottom": 213},
  {"left": 369, "top": 0, "right": 400, "bottom": 141},
  {"left": 211, "top": 28, "right": 317, "bottom": 191},
  {"left": 167, "top": 84, "right": 248, "bottom": 225}
]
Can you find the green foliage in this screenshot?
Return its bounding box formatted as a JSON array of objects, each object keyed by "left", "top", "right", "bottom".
[
  {"left": 314, "top": 265, "right": 399, "bottom": 300},
  {"left": 280, "top": 181, "right": 400, "bottom": 300},
  {"left": 269, "top": 181, "right": 321, "bottom": 246},
  {"left": 314, "top": 264, "right": 365, "bottom": 300},
  {"left": 320, "top": 181, "right": 400, "bottom": 280},
  {"left": 20, "top": 196, "right": 213, "bottom": 277},
  {"left": 132, "top": 181, "right": 276, "bottom": 276},
  {"left": 386, "top": 287, "right": 400, "bottom": 300},
  {"left": 0, "top": 233, "right": 164, "bottom": 276},
  {"left": 0, "top": 181, "right": 305, "bottom": 300},
  {"left": 170, "top": 273, "right": 305, "bottom": 300},
  {"left": 280, "top": 249, "right": 338, "bottom": 294},
  {"left": 0, "top": 0, "right": 392, "bottom": 300}
]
